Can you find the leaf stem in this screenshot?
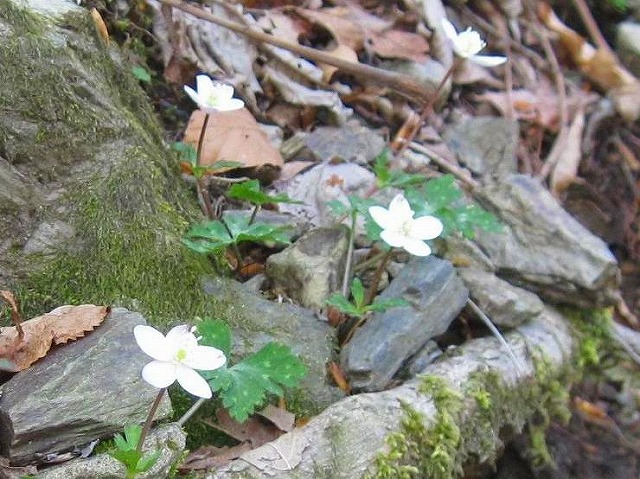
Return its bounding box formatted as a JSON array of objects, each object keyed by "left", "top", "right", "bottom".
[
  {"left": 136, "top": 388, "right": 166, "bottom": 454},
  {"left": 248, "top": 204, "right": 260, "bottom": 226},
  {"left": 176, "top": 397, "right": 207, "bottom": 427},
  {"left": 341, "top": 211, "right": 357, "bottom": 297},
  {"left": 364, "top": 249, "right": 393, "bottom": 306},
  {"left": 196, "top": 113, "right": 216, "bottom": 220},
  {"left": 220, "top": 219, "right": 244, "bottom": 273}
]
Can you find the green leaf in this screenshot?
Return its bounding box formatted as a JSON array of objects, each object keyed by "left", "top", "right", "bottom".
[
  {"left": 422, "top": 175, "right": 463, "bottom": 211},
  {"left": 204, "top": 343, "right": 307, "bottom": 422},
  {"left": 228, "top": 180, "right": 301, "bottom": 205},
  {"left": 367, "top": 297, "right": 410, "bottom": 313},
  {"left": 110, "top": 448, "right": 141, "bottom": 469},
  {"left": 123, "top": 424, "right": 142, "bottom": 449},
  {"left": 196, "top": 318, "right": 232, "bottom": 357},
  {"left": 450, "top": 204, "right": 503, "bottom": 239},
  {"left": 113, "top": 432, "right": 130, "bottom": 452},
  {"left": 327, "top": 200, "right": 349, "bottom": 217},
  {"left": 171, "top": 141, "right": 197, "bottom": 163},
  {"left": 373, "top": 149, "right": 424, "bottom": 189},
  {"left": 131, "top": 66, "right": 152, "bottom": 83},
  {"left": 223, "top": 214, "right": 292, "bottom": 246},
  {"left": 136, "top": 450, "right": 161, "bottom": 473},
  {"left": 183, "top": 220, "right": 233, "bottom": 254},
  {"left": 326, "top": 293, "right": 362, "bottom": 317},
  {"left": 350, "top": 277, "right": 365, "bottom": 309}
]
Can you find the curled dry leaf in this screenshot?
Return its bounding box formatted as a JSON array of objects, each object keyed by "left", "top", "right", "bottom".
[
  {"left": 0, "top": 304, "right": 109, "bottom": 372},
  {"left": 549, "top": 108, "right": 585, "bottom": 196},
  {"left": 184, "top": 109, "right": 284, "bottom": 173}
]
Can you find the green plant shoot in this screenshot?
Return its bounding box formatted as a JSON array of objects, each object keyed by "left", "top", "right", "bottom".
[
  {"left": 326, "top": 277, "right": 408, "bottom": 318},
  {"left": 196, "top": 319, "right": 308, "bottom": 422},
  {"left": 109, "top": 424, "right": 160, "bottom": 479},
  {"left": 373, "top": 149, "right": 424, "bottom": 189}
]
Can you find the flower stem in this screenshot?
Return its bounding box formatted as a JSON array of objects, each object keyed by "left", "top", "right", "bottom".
[
  {"left": 248, "top": 204, "right": 260, "bottom": 226},
  {"left": 136, "top": 388, "right": 166, "bottom": 455},
  {"left": 393, "top": 57, "right": 461, "bottom": 159},
  {"left": 364, "top": 249, "right": 393, "bottom": 306},
  {"left": 176, "top": 397, "right": 207, "bottom": 427},
  {"left": 196, "top": 113, "right": 215, "bottom": 220},
  {"left": 341, "top": 211, "right": 357, "bottom": 297}
]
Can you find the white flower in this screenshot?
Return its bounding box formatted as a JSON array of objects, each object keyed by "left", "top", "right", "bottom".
[
  {"left": 441, "top": 19, "right": 507, "bottom": 67},
  {"left": 369, "top": 194, "right": 443, "bottom": 257},
  {"left": 184, "top": 75, "right": 244, "bottom": 113},
  {"left": 134, "top": 324, "right": 226, "bottom": 398}
]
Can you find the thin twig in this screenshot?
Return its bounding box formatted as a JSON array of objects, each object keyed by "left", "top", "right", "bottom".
[
  {"left": 571, "top": 0, "right": 612, "bottom": 55},
  {"left": 466, "top": 299, "right": 526, "bottom": 377},
  {"left": 341, "top": 212, "right": 357, "bottom": 297},
  {"left": 408, "top": 143, "right": 478, "bottom": 189},
  {"left": 157, "top": 0, "right": 435, "bottom": 101},
  {"left": 364, "top": 250, "right": 392, "bottom": 306}
]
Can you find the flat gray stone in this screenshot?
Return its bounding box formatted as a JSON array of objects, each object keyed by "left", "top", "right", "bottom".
[
  {"left": 473, "top": 175, "right": 620, "bottom": 307},
  {"left": 617, "top": 21, "right": 640, "bottom": 78},
  {"left": 265, "top": 226, "right": 350, "bottom": 309},
  {"left": 443, "top": 116, "right": 519, "bottom": 177},
  {"left": 340, "top": 256, "right": 469, "bottom": 392},
  {"left": 0, "top": 308, "right": 172, "bottom": 465},
  {"left": 203, "top": 277, "right": 344, "bottom": 409},
  {"left": 458, "top": 267, "right": 544, "bottom": 328},
  {"left": 37, "top": 423, "right": 186, "bottom": 479}
]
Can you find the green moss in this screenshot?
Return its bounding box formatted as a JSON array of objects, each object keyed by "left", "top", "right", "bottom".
[
  {"left": 0, "top": 0, "right": 45, "bottom": 34},
  {"left": 564, "top": 307, "right": 613, "bottom": 369}
]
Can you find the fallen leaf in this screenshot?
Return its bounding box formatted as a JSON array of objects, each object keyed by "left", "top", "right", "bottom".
[
  {"left": 202, "top": 408, "right": 283, "bottom": 448},
  {"left": 369, "top": 29, "right": 429, "bottom": 62},
  {"left": 327, "top": 360, "right": 350, "bottom": 394},
  {"left": 183, "top": 109, "right": 284, "bottom": 172},
  {"left": 178, "top": 443, "right": 253, "bottom": 471},
  {"left": 0, "top": 304, "right": 109, "bottom": 372},
  {"left": 90, "top": 8, "right": 109, "bottom": 45},
  {"left": 320, "top": 44, "right": 359, "bottom": 83},
  {"left": 256, "top": 404, "right": 295, "bottom": 432}
]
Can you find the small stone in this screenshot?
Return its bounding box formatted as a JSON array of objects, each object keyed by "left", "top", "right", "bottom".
[
  {"left": 340, "top": 256, "right": 469, "bottom": 392},
  {"left": 617, "top": 22, "right": 640, "bottom": 78},
  {"left": 458, "top": 267, "right": 544, "bottom": 328},
  {"left": 443, "top": 116, "right": 519, "bottom": 178},
  {"left": 265, "top": 226, "right": 350, "bottom": 309},
  {"left": 403, "top": 340, "right": 442, "bottom": 377}
]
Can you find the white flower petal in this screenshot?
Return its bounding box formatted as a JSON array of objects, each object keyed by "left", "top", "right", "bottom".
[
  {"left": 387, "top": 194, "right": 414, "bottom": 220},
  {"left": 195, "top": 75, "right": 215, "bottom": 98},
  {"left": 402, "top": 238, "right": 432, "bottom": 257},
  {"left": 166, "top": 324, "right": 197, "bottom": 345},
  {"left": 134, "top": 325, "right": 171, "bottom": 361},
  {"left": 176, "top": 364, "right": 212, "bottom": 398},
  {"left": 215, "top": 97, "right": 245, "bottom": 111},
  {"left": 183, "top": 85, "right": 202, "bottom": 107},
  {"left": 469, "top": 54, "right": 507, "bottom": 67},
  {"left": 380, "top": 229, "right": 408, "bottom": 248},
  {"left": 141, "top": 360, "right": 177, "bottom": 389},
  {"left": 410, "top": 215, "right": 444, "bottom": 240},
  {"left": 182, "top": 345, "right": 227, "bottom": 371},
  {"left": 369, "top": 205, "right": 399, "bottom": 230},
  {"left": 441, "top": 18, "right": 459, "bottom": 43},
  {"left": 215, "top": 83, "right": 234, "bottom": 101}
]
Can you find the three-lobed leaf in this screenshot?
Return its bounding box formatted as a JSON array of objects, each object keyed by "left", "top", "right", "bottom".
[
  {"left": 196, "top": 318, "right": 232, "bottom": 357},
  {"left": 203, "top": 343, "right": 307, "bottom": 422},
  {"left": 228, "top": 180, "right": 301, "bottom": 206}
]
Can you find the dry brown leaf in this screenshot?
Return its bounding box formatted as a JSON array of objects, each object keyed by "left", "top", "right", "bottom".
[
  {"left": 369, "top": 29, "right": 429, "bottom": 62},
  {"left": 0, "top": 304, "right": 109, "bottom": 372},
  {"left": 90, "top": 8, "right": 109, "bottom": 45},
  {"left": 320, "top": 44, "right": 359, "bottom": 82},
  {"left": 205, "top": 408, "right": 284, "bottom": 448},
  {"left": 295, "top": 6, "right": 368, "bottom": 51},
  {"left": 549, "top": 108, "right": 585, "bottom": 196},
  {"left": 327, "top": 360, "right": 350, "bottom": 394},
  {"left": 184, "top": 109, "right": 284, "bottom": 172},
  {"left": 256, "top": 404, "right": 295, "bottom": 432},
  {"left": 178, "top": 443, "right": 253, "bottom": 472},
  {"left": 257, "top": 10, "right": 308, "bottom": 45}
]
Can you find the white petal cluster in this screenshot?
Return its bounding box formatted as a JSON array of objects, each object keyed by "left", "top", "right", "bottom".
[
  {"left": 441, "top": 19, "right": 507, "bottom": 67},
  {"left": 184, "top": 75, "right": 245, "bottom": 113},
  {"left": 369, "top": 194, "right": 443, "bottom": 257},
  {"left": 134, "top": 324, "right": 226, "bottom": 398}
]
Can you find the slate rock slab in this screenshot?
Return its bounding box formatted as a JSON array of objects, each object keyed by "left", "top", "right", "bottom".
[
  {"left": 36, "top": 423, "right": 185, "bottom": 479},
  {"left": 265, "top": 226, "right": 350, "bottom": 309},
  {"left": 472, "top": 174, "right": 620, "bottom": 307},
  {"left": 203, "top": 278, "right": 344, "bottom": 409},
  {"left": 443, "top": 116, "right": 519, "bottom": 178},
  {"left": 458, "top": 267, "right": 544, "bottom": 328},
  {"left": 0, "top": 308, "right": 172, "bottom": 465},
  {"left": 340, "top": 256, "right": 469, "bottom": 392}
]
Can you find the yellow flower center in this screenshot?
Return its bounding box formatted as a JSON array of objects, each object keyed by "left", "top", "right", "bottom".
[{"left": 175, "top": 348, "right": 187, "bottom": 362}]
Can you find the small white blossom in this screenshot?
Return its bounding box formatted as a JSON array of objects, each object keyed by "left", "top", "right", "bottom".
[
  {"left": 441, "top": 19, "right": 507, "bottom": 67},
  {"left": 134, "top": 324, "right": 226, "bottom": 398},
  {"left": 369, "top": 194, "right": 443, "bottom": 257},
  {"left": 184, "top": 75, "right": 244, "bottom": 113}
]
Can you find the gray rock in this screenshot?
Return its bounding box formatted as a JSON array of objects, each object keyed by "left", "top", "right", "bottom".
[
  {"left": 458, "top": 267, "right": 544, "bottom": 328},
  {"left": 443, "top": 116, "right": 519, "bottom": 177},
  {"left": 340, "top": 256, "right": 469, "bottom": 392},
  {"left": 403, "top": 340, "right": 442, "bottom": 377},
  {"left": 37, "top": 423, "right": 186, "bottom": 479},
  {"left": 0, "top": 308, "right": 172, "bottom": 465},
  {"left": 617, "top": 22, "right": 640, "bottom": 78},
  {"left": 208, "top": 306, "right": 574, "bottom": 478},
  {"left": 265, "top": 226, "right": 350, "bottom": 310},
  {"left": 203, "top": 277, "right": 344, "bottom": 409},
  {"left": 472, "top": 175, "right": 619, "bottom": 307},
  {"left": 293, "top": 122, "right": 387, "bottom": 165}
]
